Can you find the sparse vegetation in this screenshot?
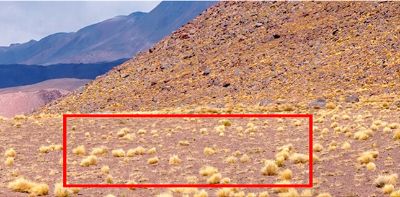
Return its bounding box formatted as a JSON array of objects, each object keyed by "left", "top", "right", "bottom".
[{"left": 8, "top": 178, "right": 49, "bottom": 196}]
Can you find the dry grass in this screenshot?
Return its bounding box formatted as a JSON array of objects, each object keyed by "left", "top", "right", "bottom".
[
  {"left": 199, "top": 166, "right": 218, "bottom": 176},
  {"left": 168, "top": 155, "right": 182, "bottom": 165},
  {"left": 4, "top": 148, "right": 16, "bottom": 157},
  {"left": 111, "top": 149, "right": 126, "bottom": 157},
  {"left": 8, "top": 177, "right": 49, "bottom": 196},
  {"left": 72, "top": 145, "right": 86, "bottom": 156},
  {"left": 80, "top": 155, "right": 98, "bottom": 167},
  {"left": 261, "top": 160, "right": 278, "bottom": 176},
  {"left": 147, "top": 157, "right": 159, "bottom": 165}
]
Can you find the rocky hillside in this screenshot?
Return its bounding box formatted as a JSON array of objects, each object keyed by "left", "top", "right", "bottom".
[{"left": 42, "top": 1, "right": 400, "bottom": 114}]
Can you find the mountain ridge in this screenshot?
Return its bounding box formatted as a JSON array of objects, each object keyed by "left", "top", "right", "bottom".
[{"left": 0, "top": 1, "right": 215, "bottom": 65}]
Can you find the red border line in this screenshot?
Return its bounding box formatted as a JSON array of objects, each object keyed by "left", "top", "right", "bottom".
[{"left": 63, "top": 113, "right": 313, "bottom": 188}]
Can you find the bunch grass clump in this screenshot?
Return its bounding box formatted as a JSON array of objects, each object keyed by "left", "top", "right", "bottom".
[
  {"left": 111, "top": 149, "right": 125, "bottom": 157},
  {"left": 199, "top": 166, "right": 218, "bottom": 176},
  {"left": 80, "top": 155, "right": 97, "bottom": 167},
  {"left": 8, "top": 178, "right": 49, "bottom": 196},
  {"left": 261, "top": 160, "right": 278, "bottom": 176}
]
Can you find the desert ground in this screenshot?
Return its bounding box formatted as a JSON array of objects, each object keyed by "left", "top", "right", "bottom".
[{"left": 1, "top": 101, "right": 399, "bottom": 196}]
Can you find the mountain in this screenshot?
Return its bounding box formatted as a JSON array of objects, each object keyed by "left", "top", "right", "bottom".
[
  {"left": 0, "top": 1, "right": 216, "bottom": 65},
  {"left": 0, "top": 78, "right": 89, "bottom": 117},
  {"left": 0, "top": 59, "right": 126, "bottom": 88},
  {"left": 42, "top": 1, "right": 400, "bottom": 114}
]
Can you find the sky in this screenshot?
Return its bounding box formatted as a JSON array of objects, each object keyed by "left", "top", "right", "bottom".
[{"left": 0, "top": 1, "right": 160, "bottom": 46}]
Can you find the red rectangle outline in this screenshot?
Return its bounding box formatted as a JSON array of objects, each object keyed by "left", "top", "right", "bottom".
[{"left": 63, "top": 113, "right": 313, "bottom": 188}]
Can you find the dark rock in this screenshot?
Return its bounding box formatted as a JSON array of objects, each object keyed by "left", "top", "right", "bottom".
[
  {"left": 345, "top": 95, "right": 360, "bottom": 103},
  {"left": 160, "top": 64, "right": 172, "bottom": 70},
  {"left": 222, "top": 82, "right": 231, "bottom": 87},
  {"left": 258, "top": 99, "right": 272, "bottom": 106},
  {"left": 255, "top": 22, "right": 263, "bottom": 28},
  {"left": 273, "top": 34, "right": 281, "bottom": 39},
  {"left": 309, "top": 98, "right": 326, "bottom": 109},
  {"left": 180, "top": 33, "right": 191, "bottom": 39},
  {"left": 394, "top": 100, "right": 400, "bottom": 108},
  {"left": 203, "top": 67, "right": 211, "bottom": 76}
]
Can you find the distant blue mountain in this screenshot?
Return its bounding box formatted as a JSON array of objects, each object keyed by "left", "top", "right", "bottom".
[
  {"left": 0, "top": 1, "right": 215, "bottom": 65},
  {"left": 0, "top": 59, "right": 127, "bottom": 88}
]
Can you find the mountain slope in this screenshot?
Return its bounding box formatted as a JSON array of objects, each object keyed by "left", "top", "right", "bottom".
[
  {"left": 43, "top": 1, "right": 400, "bottom": 113},
  {"left": 0, "top": 1, "right": 215, "bottom": 65}
]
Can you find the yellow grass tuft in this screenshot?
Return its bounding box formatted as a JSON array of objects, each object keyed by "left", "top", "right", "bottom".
[
  {"left": 147, "top": 157, "right": 159, "bottom": 165},
  {"left": 391, "top": 190, "right": 400, "bottom": 197},
  {"left": 147, "top": 147, "right": 157, "bottom": 154},
  {"left": 194, "top": 190, "right": 209, "bottom": 197},
  {"left": 117, "top": 127, "right": 130, "bottom": 137},
  {"left": 5, "top": 148, "right": 16, "bottom": 157},
  {"left": 316, "top": 193, "right": 332, "bottom": 197},
  {"left": 80, "top": 155, "right": 97, "bottom": 167},
  {"left": 289, "top": 153, "right": 309, "bottom": 164},
  {"left": 393, "top": 130, "right": 400, "bottom": 140},
  {"left": 72, "top": 145, "right": 86, "bottom": 156},
  {"left": 258, "top": 191, "right": 270, "bottom": 197},
  {"left": 101, "top": 165, "right": 110, "bottom": 174},
  {"left": 382, "top": 184, "right": 395, "bottom": 194},
  {"left": 313, "top": 143, "right": 323, "bottom": 152},
  {"left": 341, "top": 142, "right": 351, "bottom": 150},
  {"left": 199, "top": 166, "right": 218, "bottom": 176},
  {"left": 261, "top": 160, "right": 278, "bottom": 176},
  {"left": 366, "top": 162, "right": 377, "bottom": 171},
  {"left": 127, "top": 146, "right": 146, "bottom": 156},
  {"left": 111, "top": 149, "right": 125, "bottom": 157},
  {"left": 357, "top": 151, "right": 378, "bottom": 164},
  {"left": 169, "top": 155, "right": 182, "bottom": 165},
  {"left": 354, "top": 129, "right": 373, "bottom": 140},
  {"left": 225, "top": 156, "right": 237, "bottom": 164},
  {"left": 105, "top": 175, "right": 113, "bottom": 183},
  {"left": 240, "top": 154, "right": 250, "bottom": 163},
  {"left": 374, "top": 174, "right": 398, "bottom": 188},
  {"left": 279, "top": 169, "right": 293, "bottom": 180},
  {"left": 301, "top": 189, "right": 313, "bottom": 197},
  {"left": 219, "top": 119, "right": 232, "bottom": 126},
  {"left": 54, "top": 183, "right": 80, "bottom": 197},
  {"left": 8, "top": 178, "right": 49, "bottom": 196},
  {"left": 91, "top": 147, "right": 107, "bottom": 156},
  {"left": 5, "top": 157, "right": 14, "bottom": 166},
  {"left": 207, "top": 173, "right": 222, "bottom": 184},
  {"left": 204, "top": 147, "right": 216, "bottom": 155},
  {"left": 278, "top": 188, "right": 299, "bottom": 197},
  {"left": 137, "top": 129, "right": 147, "bottom": 135}
]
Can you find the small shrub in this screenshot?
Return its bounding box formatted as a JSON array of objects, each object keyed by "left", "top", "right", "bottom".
[
  {"left": 80, "top": 155, "right": 97, "bottom": 167},
  {"left": 261, "top": 160, "right": 278, "bottom": 176},
  {"left": 72, "top": 145, "right": 86, "bottom": 156},
  {"left": 199, "top": 166, "right": 218, "bottom": 176},
  {"left": 147, "top": 157, "right": 159, "bottom": 165},
  {"left": 111, "top": 149, "right": 125, "bottom": 157},
  {"left": 8, "top": 178, "right": 49, "bottom": 196}
]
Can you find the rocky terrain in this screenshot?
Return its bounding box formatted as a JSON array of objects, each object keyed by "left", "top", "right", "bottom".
[{"left": 0, "top": 1, "right": 399, "bottom": 197}]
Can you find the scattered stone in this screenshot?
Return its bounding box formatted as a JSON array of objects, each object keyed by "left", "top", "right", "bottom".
[
  {"left": 345, "top": 95, "right": 360, "bottom": 103},
  {"left": 309, "top": 98, "right": 326, "bottom": 109}
]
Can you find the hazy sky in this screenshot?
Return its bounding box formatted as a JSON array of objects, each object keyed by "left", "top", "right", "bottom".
[{"left": 0, "top": 1, "right": 160, "bottom": 46}]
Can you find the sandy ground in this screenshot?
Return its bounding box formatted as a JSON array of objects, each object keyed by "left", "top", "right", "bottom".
[{"left": 0, "top": 103, "right": 399, "bottom": 196}]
